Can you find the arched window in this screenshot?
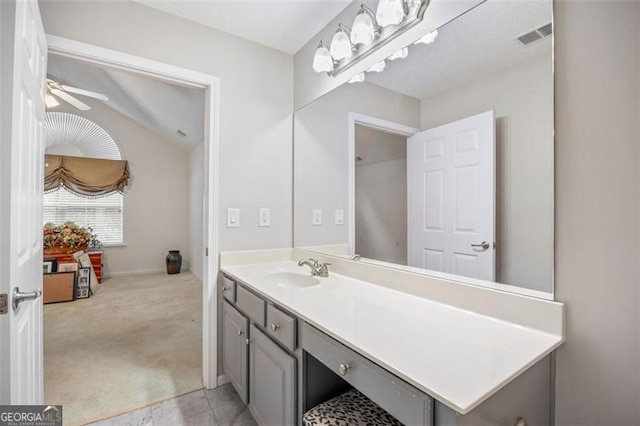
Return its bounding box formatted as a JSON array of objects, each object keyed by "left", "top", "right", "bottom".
[{"left": 44, "top": 113, "right": 125, "bottom": 246}]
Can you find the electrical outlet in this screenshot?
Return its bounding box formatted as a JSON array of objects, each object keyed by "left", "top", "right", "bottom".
[
  {"left": 226, "top": 208, "right": 240, "bottom": 228},
  {"left": 335, "top": 209, "right": 344, "bottom": 225},
  {"left": 312, "top": 209, "right": 322, "bottom": 226},
  {"left": 259, "top": 208, "right": 270, "bottom": 227}
]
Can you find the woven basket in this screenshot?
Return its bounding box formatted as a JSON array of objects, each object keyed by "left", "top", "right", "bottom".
[{"left": 43, "top": 244, "right": 88, "bottom": 255}]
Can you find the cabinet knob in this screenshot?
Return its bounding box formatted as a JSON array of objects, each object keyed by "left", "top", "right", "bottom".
[
  {"left": 237, "top": 329, "right": 244, "bottom": 337},
  {"left": 271, "top": 323, "right": 280, "bottom": 332},
  {"left": 338, "top": 363, "right": 351, "bottom": 376}
]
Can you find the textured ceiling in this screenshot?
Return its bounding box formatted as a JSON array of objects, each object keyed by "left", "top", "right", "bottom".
[
  {"left": 366, "top": 0, "right": 553, "bottom": 100},
  {"left": 132, "top": 0, "right": 351, "bottom": 54}
]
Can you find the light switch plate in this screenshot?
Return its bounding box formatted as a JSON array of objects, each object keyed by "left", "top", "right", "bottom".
[
  {"left": 335, "top": 209, "right": 344, "bottom": 225},
  {"left": 259, "top": 208, "right": 270, "bottom": 227},
  {"left": 227, "top": 208, "right": 240, "bottom": 228},
  {"left": 312, "top": 209, "right": 322, "bottom": 226}
]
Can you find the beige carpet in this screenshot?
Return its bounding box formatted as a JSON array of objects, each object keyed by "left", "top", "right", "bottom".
[{"left": 44, "top": 272, "right": 203, "bottom": 426}]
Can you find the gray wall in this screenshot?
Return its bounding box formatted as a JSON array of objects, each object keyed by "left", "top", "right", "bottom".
[
  {"left": 294, "top": 82, "right": 419, "bottom": 247},
  {"left": 554, "top": 1, "right": 640, "bottom": 424},
  {"left": 40, "top": 0, "right": 294, "bottom": 252}
]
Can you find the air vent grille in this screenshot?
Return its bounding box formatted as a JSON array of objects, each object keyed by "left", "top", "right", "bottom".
[{"left": 514, "top": 22, "right": 553, "bottom": 46}]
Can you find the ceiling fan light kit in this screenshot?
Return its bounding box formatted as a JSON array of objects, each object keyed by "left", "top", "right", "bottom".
[
  {"left": 312, "top": 0, "right": 430, "bottom": 78},
  {"left": 45, "top": 78, "right": 109, "bottom": 111}
]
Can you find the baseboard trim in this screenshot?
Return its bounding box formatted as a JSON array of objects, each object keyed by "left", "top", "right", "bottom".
[
  {"left": 217, "top": 374, "right": 229, "bottom": 387},
  {"left": 103, "top": 268, "right": 165, "bottom": 278}
]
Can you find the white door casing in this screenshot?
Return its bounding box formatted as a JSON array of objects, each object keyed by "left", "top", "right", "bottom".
[
  {"left": 0, "top": 0, "right": 48, "bottom": 404},
  {"left": 407, "top": 111, "right": 495, "bottom": 281}
]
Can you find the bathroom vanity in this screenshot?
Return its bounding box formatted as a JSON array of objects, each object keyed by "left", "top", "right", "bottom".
[{"left": 220, "top": 250, "right": 564, "bottom": 426}]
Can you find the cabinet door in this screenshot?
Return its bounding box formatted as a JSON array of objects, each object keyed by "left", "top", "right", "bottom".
[
  {"left": 249, "top": 324, "right": 296, "bottom": 426},
  {"left": 223, "top": 300, "right": 249, "bottom": 403}
]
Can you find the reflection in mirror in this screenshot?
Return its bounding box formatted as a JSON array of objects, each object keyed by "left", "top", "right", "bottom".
[{"left": 294, "top": 0, "right": 554, "bottom": 297}]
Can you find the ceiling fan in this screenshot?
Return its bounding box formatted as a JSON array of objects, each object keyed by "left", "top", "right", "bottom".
[{"left": 46, "top": 78, "right": 109, "bottom": 111}]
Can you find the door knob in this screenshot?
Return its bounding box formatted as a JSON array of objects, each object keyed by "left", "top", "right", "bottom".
[
  {"left": 12, "top": 287, "right": 42, "bottom": 312},
  {"left": 471, "top": 241, "right": 491, "bottom": 251}
]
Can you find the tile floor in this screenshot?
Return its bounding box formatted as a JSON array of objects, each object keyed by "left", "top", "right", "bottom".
[{"left": 88, "top": 384, "right": 256, "bottom": 426}]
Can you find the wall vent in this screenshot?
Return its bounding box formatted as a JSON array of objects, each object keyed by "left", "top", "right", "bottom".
[{"left": 514, "top": 22, "right": 553, "bottom": 46}]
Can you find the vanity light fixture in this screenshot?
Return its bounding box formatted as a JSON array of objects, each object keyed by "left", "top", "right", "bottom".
[
  {"left": 348, "top": 73, "right": 366, "bottom": 84},
  {"left": 387, "top": 46, "right": 408, "bottom": 61},
  {"left": 376, "top": 0, "right": 405, "bottom": 27},
  {"left": 366, "top": 60, "right": 386, "bottom": 73},
  {"left": 351, "top": 5, "right": 378, "bottom": 46},
  {"left": 312, "top": 40, "right": 334, "bottom": 73},
  {"left": 312, "top": 0, "right": 429, "bottom": 77},
  {"left": 330, "top": 24, "right": 354, "bottom": 61},
  {"left": 414, "top": 29, "right": 438, "bottom": 45}
]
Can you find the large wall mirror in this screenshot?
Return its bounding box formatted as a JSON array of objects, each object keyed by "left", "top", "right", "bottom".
[{"left": 293, "top": 0, "right": 554, "bottom": 298}]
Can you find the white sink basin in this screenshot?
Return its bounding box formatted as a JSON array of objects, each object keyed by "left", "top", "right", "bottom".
[{"left": 262, "top": 271, "right": 320, "bottom": 288}]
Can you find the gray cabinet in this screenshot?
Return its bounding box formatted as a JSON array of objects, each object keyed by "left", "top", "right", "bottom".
[
  {"left": 223, "top": 300, "right": 249, "bottom": 403},
  {"left": 249, "top": 323, "right": 296, "bottom": 426}
]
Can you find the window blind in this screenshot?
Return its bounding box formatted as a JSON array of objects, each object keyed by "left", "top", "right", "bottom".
[{"left": 43, "top": 188, "right": 124, "bottom": 245}]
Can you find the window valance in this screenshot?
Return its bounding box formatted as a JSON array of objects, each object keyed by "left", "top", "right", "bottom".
[{"left": 44, "top": 155, "right": 130, "bottom": 197}]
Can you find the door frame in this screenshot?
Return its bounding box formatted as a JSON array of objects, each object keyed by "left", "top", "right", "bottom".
[
  {"left": 47, "top": 35, "right": 221, "bottom": 388},
  {"left": 347, "top": 112, "right": 419, "bottom": 255}
]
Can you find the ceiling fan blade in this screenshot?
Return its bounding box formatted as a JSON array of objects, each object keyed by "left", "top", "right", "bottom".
[
  {"left": 60, "top": 85, "right": 109, "bottom": 101},
  {"left": 51, "top": 88, "right": 91, "bottom": 111}
]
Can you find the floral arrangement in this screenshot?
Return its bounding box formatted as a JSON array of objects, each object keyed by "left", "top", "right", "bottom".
[{"left": 43, "top": 221, "right": 102, "bottom": 253}]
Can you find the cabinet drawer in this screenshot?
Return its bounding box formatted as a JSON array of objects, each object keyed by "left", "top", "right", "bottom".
[
  {"left": 222, "top": 276, "right": 236, "bottom": 302},
  {"left": 236, "top": 284, "right": 265, "bottom": 326},
  {"left": 266, "top": 304, "right": 297, "bottom": 351},
  {"left": 303, "top": 323, "right": 433, "bottom": 426}
]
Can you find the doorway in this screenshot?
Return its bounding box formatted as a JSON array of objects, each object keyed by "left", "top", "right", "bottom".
[{"left": 44, "top": 35, "right": 220, "bottom": 419}]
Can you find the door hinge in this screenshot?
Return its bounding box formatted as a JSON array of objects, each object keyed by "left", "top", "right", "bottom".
[
  {"left": 0, "top": 294, "right": 8, "bottom": 315},
  {"left": 205, "top": 247, "right": 209, "bottom": 257}
]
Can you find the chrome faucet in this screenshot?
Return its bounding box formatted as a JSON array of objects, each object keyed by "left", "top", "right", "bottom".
[{"left": 297, "top": 258, "right": 331, "bottom": 278}]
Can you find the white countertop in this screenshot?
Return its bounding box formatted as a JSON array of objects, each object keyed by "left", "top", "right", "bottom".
[{"left": 222, "top": 260, "right": 563, "bottom": 415}]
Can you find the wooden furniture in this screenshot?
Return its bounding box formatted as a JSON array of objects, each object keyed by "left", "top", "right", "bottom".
[{"left": 44, "top": 251, "right": 103, "bottom": 283}]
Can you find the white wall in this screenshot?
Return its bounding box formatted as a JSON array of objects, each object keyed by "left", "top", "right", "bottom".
[
  {"left": 40, "top": 0, "right": 294, "bottom": 253},
  {"left": 554, "top": 1, "right": 640, "bottom": 424},
  {"left": 355, "top": 158, "right": 407, "bottom": 264},
  {"left": 54, "top": 100, "right": 190, "bottom": 276},
  {"left": 420, "top": 53, "right": 553, "bottom": 292},
  {"left": 294, "top": 82, "right": 419, "bottom": 247},
  {"left": 189, "top": 143, "right": 204, "bottom": 281}
]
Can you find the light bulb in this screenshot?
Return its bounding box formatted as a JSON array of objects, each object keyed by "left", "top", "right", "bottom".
[
  {"left": 330, "top": 27, "right": 353, "bottom": 61},
  {"left": 376, "top": 0, "right": 405, "bottom": 27},
  {"left": 45, "top": 94, "right": 59, "bottom": 108},
  {"left": 312, "top": 43, "right": 334, "bottom": 73},
  {"left": 414, "top": 30, "right": 438, "bottom": 45},
  {"left": 351, "top": 8, "right": 375, "bottom": 46},
  {"left": 348, "top": 73, "right": 365, "bottom": 84},
  {"left": 388, "top": 47, "right": 408, "bottom": 61},
  {"left": 366, "top": 61, "right": 386, "bottom": 73}
]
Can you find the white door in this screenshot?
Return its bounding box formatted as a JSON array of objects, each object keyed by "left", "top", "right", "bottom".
[
  {"left": 0, "top": 0, "right": 47, "bottom": 404},
  {"left": 407, "top": 111, "right": 495, "bottom": 281}
]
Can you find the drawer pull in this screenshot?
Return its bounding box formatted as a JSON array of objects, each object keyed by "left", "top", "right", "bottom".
[
  {"left": 338, "top": 363, "right": 351, "bottom": 376},
  {"left": 271, "top": 323, "right": 280, "bottom": 332},
  {"left": 237, "top": 329, "right": 244, "bottom": 337}
]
